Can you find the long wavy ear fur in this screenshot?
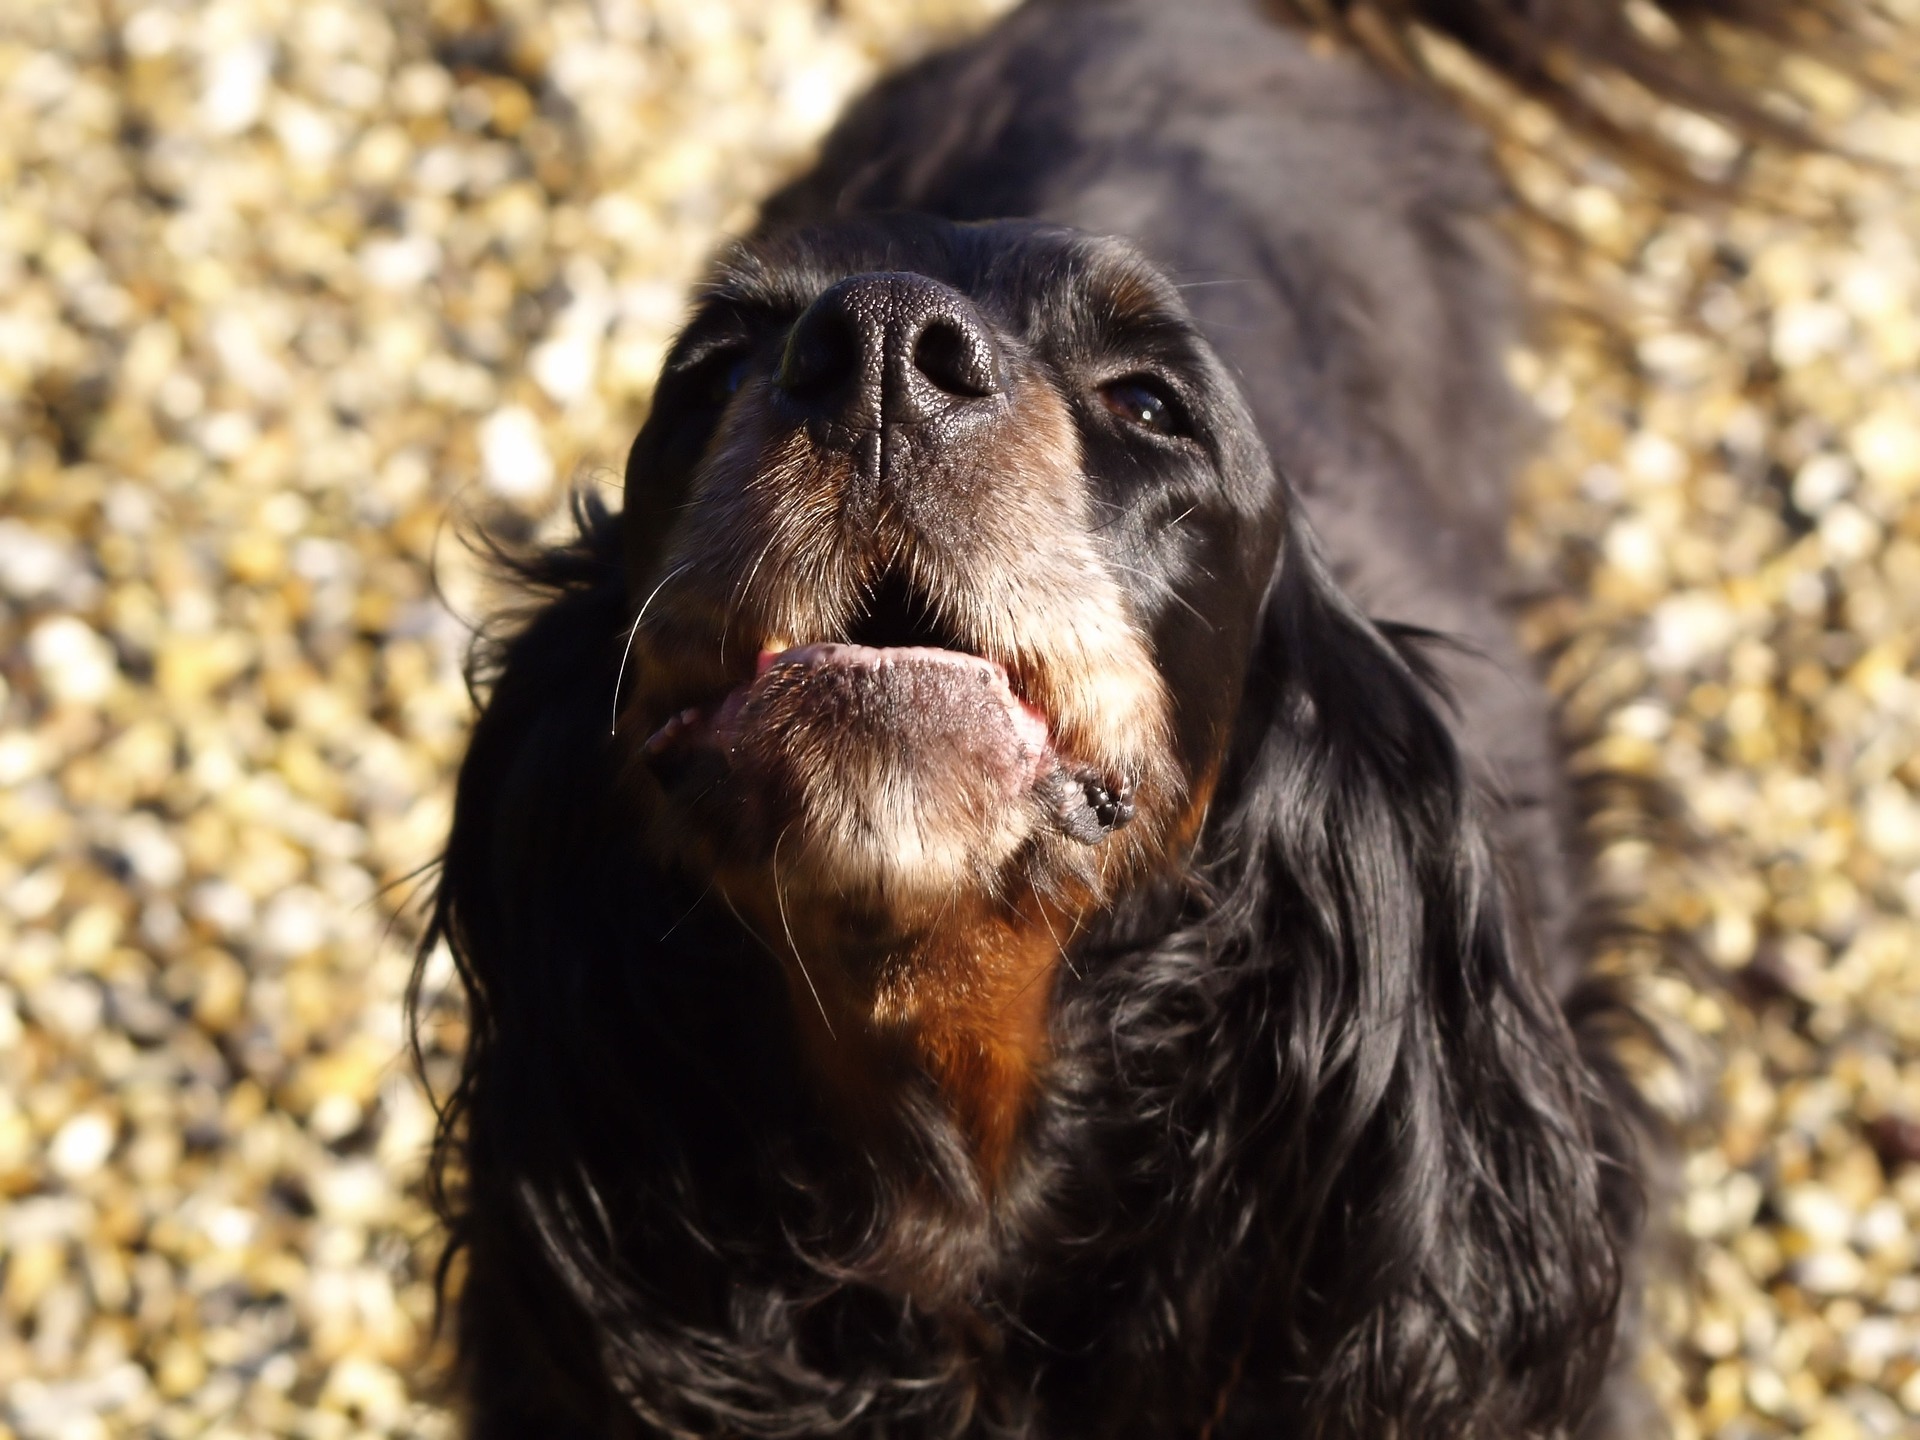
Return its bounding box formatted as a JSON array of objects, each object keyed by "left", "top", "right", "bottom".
[
  {"left": 414, "top": 495, "right": 820, "bottom": 1433},
  {"left": 414, "top": 496, "right": 990, "bottom": 1437},
  {"left": 1171, "top": 524, "right": 1630, "bottom": 1433},
  {"left": 412, "top": 494, "right": 646, "bottom": 1429}
]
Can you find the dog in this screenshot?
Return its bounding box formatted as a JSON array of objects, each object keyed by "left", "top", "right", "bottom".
[{"left": 418, "top": 2, "right": 1847, "bottom": 1434}]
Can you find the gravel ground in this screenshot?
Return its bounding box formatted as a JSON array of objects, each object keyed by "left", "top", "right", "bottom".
[{"left": 0, "top": 3, "right": 1915, "bottom": 1437}]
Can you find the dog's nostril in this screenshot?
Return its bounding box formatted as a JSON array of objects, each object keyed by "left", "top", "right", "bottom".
[
  {"left": 777, "top": 308, "right": 862, "bottom": 403},
  {"left": 911, "top": 317, "right": 997, "bottom": 400}
]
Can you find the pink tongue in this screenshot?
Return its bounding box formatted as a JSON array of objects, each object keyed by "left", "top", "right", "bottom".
[
  {"left": 1009, "top": 692, "right": 1048, "bottom": 757},
  {"left": 716, "top": 642, "right": 1052, "bottom": 787}
]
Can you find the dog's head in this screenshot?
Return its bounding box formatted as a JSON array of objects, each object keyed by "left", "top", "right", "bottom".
[{"left": 615, "top": 217, "right": 1281, "bottom": 1135}]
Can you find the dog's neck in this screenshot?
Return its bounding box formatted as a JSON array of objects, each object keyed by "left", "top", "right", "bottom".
[{"left": 737, "top": 886, "right": 1070, "bottom": 1183}]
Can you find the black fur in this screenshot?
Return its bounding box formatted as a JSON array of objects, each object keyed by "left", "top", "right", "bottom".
[{"left": 412, "top": 3, "right": 1703, "bottom": 1436}]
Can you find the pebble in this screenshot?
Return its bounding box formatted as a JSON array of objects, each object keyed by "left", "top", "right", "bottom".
[
  {"left": 1508, "top": 42, "right": 1920, "bottom": 1432},
  {"left": 0, "top": 2, "right": 1913, "bottom": 1437}
]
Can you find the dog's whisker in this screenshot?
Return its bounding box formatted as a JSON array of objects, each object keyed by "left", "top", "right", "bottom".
[
  {"left": 717, "top": 887, "right": 832, "bottom": 1044},
  {"left": 773, "top": 827, "right": 835, "bottom": 1042},
  {"left": 1104, "top": 562, "right": 1216, "bottom": 633},
  {"left": 998, "top": 945, "right": 1060, "bottom": 1017},
  {"left": 724, "top": 533, "right": 780, "bottom": 664},
  {"left": 883, "top": 506, "right": 913, "bottom": 576},
  {"left": 658, "top": 878, "right": 716, "bottom": 942},
  {"left": 610, "top": 561, "right": 693, "bottom": 735},
  {"left": 1033, "top": 891, "right": 1079, "bottom": 983}
]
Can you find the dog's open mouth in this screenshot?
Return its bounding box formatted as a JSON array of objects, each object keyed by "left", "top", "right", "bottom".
[
  {"left": 638, "top": 571, "right": 1136, "bottom": 848},
  {"left": 646, "top": 641, "right": 1051, "bottom": 784}
]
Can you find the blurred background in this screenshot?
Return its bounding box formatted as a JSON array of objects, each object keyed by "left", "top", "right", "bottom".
[{"left": 0, "top": 1, "right": 1916, "bottom": 1436}]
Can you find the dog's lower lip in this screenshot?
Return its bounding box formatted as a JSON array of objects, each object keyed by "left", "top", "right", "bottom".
[{"left": 643, "top": 642, "right": 1052, "bottom": 767}]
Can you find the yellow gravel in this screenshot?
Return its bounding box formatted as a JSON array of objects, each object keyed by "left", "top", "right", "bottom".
[{"left": 0, "top": 2, "right": 1915, "bottom": 1436}]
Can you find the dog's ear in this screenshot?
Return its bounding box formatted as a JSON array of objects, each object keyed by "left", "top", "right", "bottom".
[
  {"left": 425, "top": 499, "right": 660, "bottom": 1117},
  {"left": 1195, "top": 523, "right": 1626, "bottom": 1433},
  {"left": 414, "top": 500, "right": 653, "bottom": 1403},
  {"left": 418, "top": 501, "right": 751, "bottom": 1427},
  {"left": 417, "top": 500, "right": 945, "bottom": 1435}
]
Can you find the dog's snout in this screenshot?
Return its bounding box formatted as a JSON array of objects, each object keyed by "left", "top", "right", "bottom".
[{"left": 777, "top": 272, "right": 1004, "bottom": 428}]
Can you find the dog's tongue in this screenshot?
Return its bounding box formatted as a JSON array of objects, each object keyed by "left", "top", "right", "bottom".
[
  {"left": 646, "top": 643, "right": 1051, "bottom": 793},
  {"left": 644, "top": 644, "right": 1136, "bottom": 846}
]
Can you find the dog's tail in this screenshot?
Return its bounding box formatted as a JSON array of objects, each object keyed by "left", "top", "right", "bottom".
[{"left": 1270, "top": 0, "right": 1909, "bottom": 173}]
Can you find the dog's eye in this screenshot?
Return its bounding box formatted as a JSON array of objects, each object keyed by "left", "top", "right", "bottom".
[
  {"left": 703, "top": 351, "right": 752, "bottom": 406},
  {"left": 665, "top": 345, "right": 755, "bottom": 417},
  {"left": 1099, "top": 376, "right": 1188, "bottom": 438}
]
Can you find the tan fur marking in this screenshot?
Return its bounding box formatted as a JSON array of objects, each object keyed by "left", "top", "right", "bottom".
[{"left": 724, "top": 876, "right": 1076, "bottom": 1186}]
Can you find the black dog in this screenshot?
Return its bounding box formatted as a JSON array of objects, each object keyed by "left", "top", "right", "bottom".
[{"left": 420, "top": 2, "right": 1839, "bottom": 1434}]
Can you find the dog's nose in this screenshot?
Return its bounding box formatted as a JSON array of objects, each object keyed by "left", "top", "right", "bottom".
[{"left": 776, "top": 272, "right": 1005, "bottom": 428}]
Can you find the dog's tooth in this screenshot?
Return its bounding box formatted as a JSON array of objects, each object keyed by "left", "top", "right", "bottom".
[{"left": 759, "top": 635, "right": 796, "bottom": 673}]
